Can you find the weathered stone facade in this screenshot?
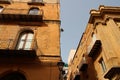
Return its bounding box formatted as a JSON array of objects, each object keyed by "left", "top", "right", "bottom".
[
  {"left": 0, "top": 0, "right": 61, "bottom": 80},
  {"left": 67, "top": 5, "right": 120, "bottom": 80}
]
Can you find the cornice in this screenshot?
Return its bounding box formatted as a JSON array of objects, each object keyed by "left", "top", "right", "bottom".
[{"left": 89, "top": 5, "right": 120, "bottom": 24}]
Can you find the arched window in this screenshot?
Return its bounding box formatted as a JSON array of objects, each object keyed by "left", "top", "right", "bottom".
[
  {"left": 16, "top": 31, "right": 34, "bottom": 50},
  {"left": 0, "top": 72, "right": 26, "bottom": 80},
  {"left": 0, "top": 6, "right": 3, "bottom": 12},
  {"left": 29, "top": 7, "right": 39, "bottom": 15}
]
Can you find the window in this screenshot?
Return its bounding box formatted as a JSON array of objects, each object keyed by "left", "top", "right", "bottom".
[
  {"left": 29, "top": 8, "right": 39, "bottom": 15},
  {"left": 32, "top": 0, "right": 43, "bottom": 2},
  {"left": 16, "top": 31, "right": 34, "bottom": 50},
  {"left": 99, "top": 58, "right": 106, "bottom": 73},
  {"left": 0, "top": 6, "right": 3, "bottom": 12}
]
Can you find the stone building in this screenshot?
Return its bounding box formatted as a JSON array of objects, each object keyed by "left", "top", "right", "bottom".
[
  {"left": 0, "top": 0, "right": 62, "bottom": 80},
  {"left": 67, "top": 5, "right": 120, "bottom": 80}
]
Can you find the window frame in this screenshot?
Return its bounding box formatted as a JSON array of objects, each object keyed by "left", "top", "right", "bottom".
[
  {"left": 0, "top": 6, "right": 3, "bottom": 13},
  {"left": 29, "top": 7, "right": 39, "bottom": 15},
  {"left": 99, "top": 58, "right": 107, "bottom": 73},
  {"left": 16, "top": 31, "right": 34, "bottom": 50}
]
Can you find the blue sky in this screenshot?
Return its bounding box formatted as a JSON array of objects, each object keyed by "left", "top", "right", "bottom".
[{"left": 60, "top": 0, "right": 120, "bottom": 63}]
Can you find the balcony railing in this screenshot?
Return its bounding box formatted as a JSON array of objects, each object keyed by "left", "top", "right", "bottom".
[
  {"left": 79, "top": 57, "right": 88, "bottom": 71},
  {"left": 0, "top": 0, "right": 11, "bottom": 4},
  {"left": 0, "top": 39, "right": 37, "bottom": 58},
  {"left": 87, "top": 40, "right": 101, "bottom": 57},
  {"left": 28, "top": 0, "right": 44, "bottom": 5},
  {"left": 74, "top": 75, "right": 80, "bottom": 80},
  {"left": 0, "top": 8, "right": 43, "bottom": 22},
  {"left": 32, "top": 0, "right": 43, "bottom": 2},
  {"left": 104, "top": 57, "right": 120, "bottom": 79},
  {"left": 104, "top": 67, "right": 120, "bottom": 79}
]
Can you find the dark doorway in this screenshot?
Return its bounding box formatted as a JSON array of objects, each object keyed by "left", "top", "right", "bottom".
[{"left": 0, "top": 72, "right": 26, "bottom": 80}]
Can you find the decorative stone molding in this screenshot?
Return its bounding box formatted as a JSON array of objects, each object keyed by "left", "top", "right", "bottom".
[{"left": 89, "top": 5, "right": 120, "bottom": 25}]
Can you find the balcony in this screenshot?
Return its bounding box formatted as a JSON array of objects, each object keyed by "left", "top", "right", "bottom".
[
  {"left": 74, "top": 75, "right": 80, "bottom": 80},
  {"left": 28, "top": 0, "right": 44, "bottom": 5},
  {"left": 0, "top": 39, "right": 37, "bottom": 58},
  {"left": 87, "top": 40, "right": 101, "bottom": 57},
  {"left": 0, "top": 8, "right": 43, "bottom": 22},
  {"left": 79, "top": 57, "right": 88, "bottom": 71},
  {"left": 104, "top": 57, "right": 120, "bottom": 79},
  {"left": 0, "top": 0, "right": 11, "bottom": 4},
  {"left": 104, "top": 67, "right": 120, "bottom": 79}
]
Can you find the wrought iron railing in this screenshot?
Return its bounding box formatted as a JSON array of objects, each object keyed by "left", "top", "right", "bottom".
[
  {"left": 104, "top": 57, "right": 120, "bottom": 79},
  {"left": 32, "top": 0, "right": 43, "bottom": 2},
  {"left": 87, "top": 40, "right": 101, "bottom": 57},
  {"left": 79, "top": 57, "right": 88, "bottom": 71},
  {"left": 2, "top": 8, "right": 43, "bottom": 15},
  {"left": 0, "top": 8, "right": 43, "bottom": 22},
  {"left": 0, "top": 0, "right": 11, "bottom": 1},
  {"left": 0, "top": 0, "right": 11, "bottom": 4},
  {"left": 0, "top": 39, "right": 38, "bottom": 58},
  {"left": 28, "top": 0, "right": 44, "bottom": 5},
  {"left": 0, "top": 39, "right": 37, "bottom": 50}
]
